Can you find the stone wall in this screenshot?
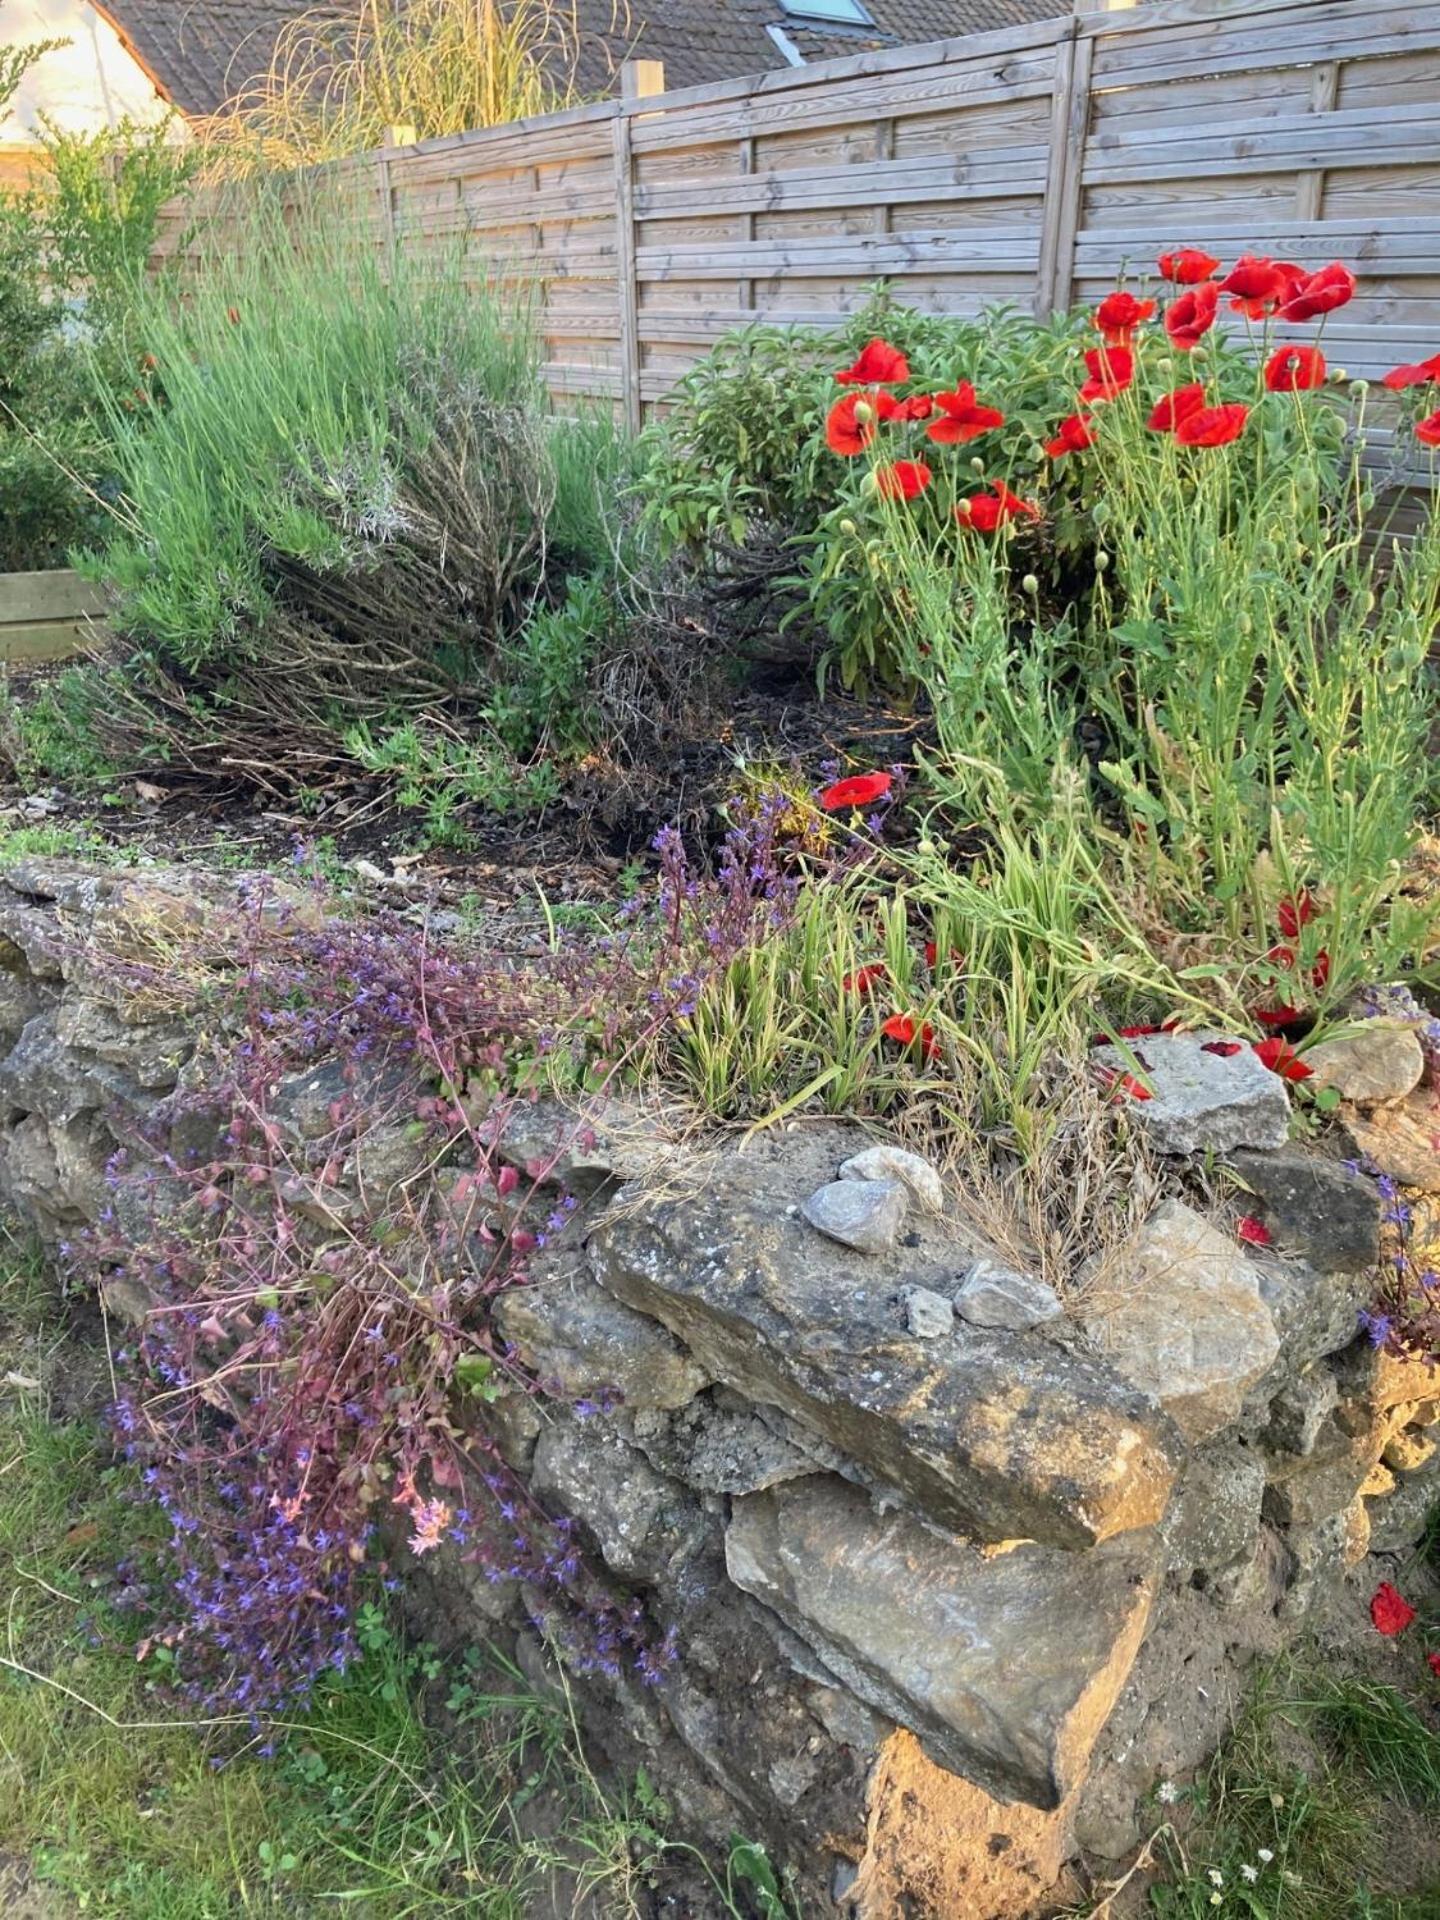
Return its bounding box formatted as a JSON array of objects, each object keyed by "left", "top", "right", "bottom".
[{"left": 0, "top": 856, "right": 1436, "bottom": 1918}]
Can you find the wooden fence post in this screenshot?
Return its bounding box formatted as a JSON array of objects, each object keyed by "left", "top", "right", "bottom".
[
  {"left": 614, "top": 59, "right": 665, "bottom": 431},
  {"left": 377, "top": 123, "right": 417, "bottom": 273},
  {"left": 1036, "top": 2, "right": 1097, "bottom": 318}
]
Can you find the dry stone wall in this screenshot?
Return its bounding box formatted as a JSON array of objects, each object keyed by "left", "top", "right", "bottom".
[{"left": 0, "top": 857, "right": 1436, "bottom": 1917}]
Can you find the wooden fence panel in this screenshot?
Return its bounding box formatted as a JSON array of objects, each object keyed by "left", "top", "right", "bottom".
[{"left": 150, "top": 0, "right": 1440, "bottom": 414}]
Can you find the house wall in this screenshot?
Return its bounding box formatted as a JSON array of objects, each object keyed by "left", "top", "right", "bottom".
[{"left": 0, "top": 0, "right": 172, "bottom": 141}]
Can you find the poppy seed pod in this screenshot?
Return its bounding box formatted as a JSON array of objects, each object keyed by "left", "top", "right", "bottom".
[
  {"left": 970, "top": 455, "right": 985, "bottom": 474},
  {"left": 1022, "top": 573, "right": 1040, "bottom": 594},
  {"left": 1095, "top": 549, "right": 1110, "bottom": 571},
  {"left": 839, "top": 518, "right": 858, "bottom": 535}
]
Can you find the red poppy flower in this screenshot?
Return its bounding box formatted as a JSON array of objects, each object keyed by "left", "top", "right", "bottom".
[
  {"left": 1277, "top": 891, "right": 1318, "bottom": 938},
  {"left": 1253, "top": 1036, "right": 1312, "bottom": 1082},
  {"left": 819, "top": 771, "right": 893, "bottom": 812},
  {"left": 1175, "top": 402, "right": 1249, "bottom": 448},
  {"left": 926, "top": 382, "right": 1005, "bottom": 445},
  {"left": 1164, "top": 281, "right": 1219, "bottom": 350},
  {"left": 1158, "top": 248, "right": 1220, "bottom": 286},
  {"left": 881, "top": 1013, "right": 941, "bottom": 1062},
  {"left": 1279, "top": 261, "right": 1356, "bottom": 323},
  {"left": 826, "top": 389, "right": 898, "bottom": 456},
  {"left": 955, "top": 480, "right": 1040, "bottom": 532},
  {"left": 1417, "top": 407, "right": 1440, "bottom": 448},
  {"left": 1370, "top": 1582, "right": 1416, "bottom": 1637},
  {"left": 836, "top": 338, "right": 910, "bottom": 386},
  {"left": 877, "top": 459, "right": 932, "bottom": 501},
  {"left": 1218, "top": 255, "right": 1287, "bottom": 318},
  {"left": 1311, "top": 949, "right": 1331, "bottom": 992},
  {"left": 924, "top": 940, "right": 963, "bottom": 970},
  {"left": 140, "top": 351, "right": 158, "bottom": 372},
  {"left": 1094, "top": 1064, "right": 1153, "bottom": 1103},
  {"left": 1428, "top": 1651, "right": 1440, "bottom": 1680},
  {"left": 1265, "top": 344, "right": 1326, "bottom": 392},
  {"left": 1079, "top": 345, "right": 1134, "bottom": 402},
  {"left": 1094, "top": 290, "right": 1156, "bottom": 347},
  {"left": 1044, "top": 411, "right": 1097, "bottom": 458},
  {"left": 1382, "top": 353, "right": 1440, "bottom": 391},
  {"left": 1146, "top": 383, "right": 1207, "bottom": 433},
  {"left": 897, "top": 393, "right": 935, "bottom": 421},
  {"left": 1237, "top": 1215, "right": 1272, "bottom": 1247},
  {"left": 1201, "top": 1039, "right": 1244, "bottom": 1058},
  {"left": 843, "top": 963, "right": 889, "bottom": 994}
]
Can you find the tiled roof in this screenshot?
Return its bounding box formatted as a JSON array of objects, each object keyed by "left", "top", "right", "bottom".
[{"left": 95, "top": 0, "right": 1068, "bottom": 119}]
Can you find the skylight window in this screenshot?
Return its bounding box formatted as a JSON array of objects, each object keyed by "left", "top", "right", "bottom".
[{"left": 781, "top": 0, "right": 876, "bottom": 24}]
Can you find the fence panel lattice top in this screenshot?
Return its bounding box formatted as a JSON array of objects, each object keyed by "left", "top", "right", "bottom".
[{"left": 154, "top": 0, "right": 1440, "bottom": 421}]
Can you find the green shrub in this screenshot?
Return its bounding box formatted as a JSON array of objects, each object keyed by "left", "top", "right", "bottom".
[{"left": 78, "top": 189, "right": 629, "bottom": 794}]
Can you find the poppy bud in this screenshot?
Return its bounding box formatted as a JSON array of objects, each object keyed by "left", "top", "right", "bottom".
[
  {"left": 969, "top": 456, "right": 985, "bottom": 475},
  {"left": 1021, "top": 573, "right": 1039, "bottom": 595},
  {"left": 1364, "top": 590, "right": 1377, "bottom": 613},
  {"left": 955, "top": 500, "right": 972, "bottom": 522},
  {"left": 839, "top": 517, "right": 857, "bottom": 535},
  {"left": 1351, "top": 379, "right": 1369, "bottom": 394},
  {"left": 1331, "top": 367, "right": 1348, "bottom": 383},
  {"left": 1095, "top": 549, "right": 1110, "bottom": 572},
  {"left": 918, "top": 838, "right": 935, "bottom": 855},
  {"left": 1238, "top": 613, "right": 1252, "bottom": 635},
  {"left": 853, "top": 400, "right": 874, "bottom": 426},
  {"left": 860, "top": 470, "right": 879, "bottom": 494},
  {"left": 1157, "top": 357, "right": 1173, "bottom": 374}
]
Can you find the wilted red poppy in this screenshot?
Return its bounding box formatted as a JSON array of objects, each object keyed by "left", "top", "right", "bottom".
[
  {"left": 226, "top": 305, "right": 241, "bottom": 324},
  {"left": 1164, "top": 281, "right": 1219, "bottom": 350},
  {"left": 819, "top": 771, "right": 893, "bottom": 811},
  {"left": 843, "top": 963, "right": 889, "bottom": 994},
  {"left": 1429, "top": 1651, "right": 1440, "bottom": 1679},
  {"left": 955, "top": 480, "right": 1040, "bottom": 532},
  {"left": 1279, "top": 261, "right": 1356, "bottom": 322},
  {"left": 1370, "top": 1582, "right": 1416, "bottom": 1637},
  {"left": 881, "top": 1013, "right": 941, "bottom": 1062},
  {"left": 1044, "top": 411, "right": 1097, "bottom": 458},
  {"left": 924, "top": 940, "right": 963, "bottom": 970},
  {"left": 1201, "top": 1039, "right": 1244, "bottom": 1058},
  {"left": 1158, "top": 248, "right": 1220, "bottom": 285},
  {"left": 1417, "top": 407, "right": 1440, "bottom": 448},
  {"left": 836, "top": 338, "right": 910, "bottom": 386},
  {"left": 1079, "top": 344, "right": 1134, "bottom": 402},
  {"left": 1146, "top": 382, "right": 1207, "bottom": 433},
  {"left": 1252, "top": 1036, "right": 1312, "bottom": 1082},
  {"left": 1277, "top": 891, "right": 1318, "bottom": 939},
  {"left": 140, "top": 350, "right": 158, "bottom": 372},
  {"left": 926, "top": 382, "right": 1005, "bottom": 445},
  {"left": 1094, "top": 290, "right": 1156, "bottom": 347},
  {"left": 1236, "top": 1215, "right": 1271, "bottom": 1246},
  {"left": 876, "top": 459, "right": 932, "bottom": 501},
  {"left": 897, "top": 393, "right": 935, "bottom": 420},
  {"left": 826, "top": 389, "right": 898, "bottom": 456},
  {"left": 1265, "top": 344, "right": 1326, "bottom": 392},
  {"left": 1094, "top": 1064, "right": 1152, "bottom": 1103},
  {"left": 1382, "top": 353, "right": 1440, "bottom": 391},
  {"left": 1175, "top": 402, "right": 1249, "bottom": 447}
]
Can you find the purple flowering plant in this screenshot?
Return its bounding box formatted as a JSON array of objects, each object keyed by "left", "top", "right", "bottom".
[{"left": 77, "top": 786, "right": 856, "bottom": 1722}]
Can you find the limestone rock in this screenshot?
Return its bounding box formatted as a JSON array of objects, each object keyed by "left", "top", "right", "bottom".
[
  {"left": 1382, "top": 1427, "right": 1435, "bottom": 1473},
  {"left": 627, "top": 1391, "right": 822, "bottom": 1495},
  {"left": 801, "top": 1179, "right": 907, "bottom": 1254},
  {"left": 1228, "top": 1148, "right": 1379, "bottom": 1274},
  {"left": 531, "top": 1420, "right": 703, "bottom": 1583},
  {"left": 494, "top": 1258, "right": 709, "bottom": 1412},
  {"left": 901, "top": 1286, "right": 953, "bottom": 1339},
  {"left": 1088, "top": 1201, "right": 1280, "bottom": 1443},
  {"left": 1366, "top": 1459, "right": 1440, "bottom": 1552},
  {"left": 1304, "top": 1025, "right": 1425, "bottom": 1105},
  {"left": 1162, "top": 1441, "right": 1266, "bottom": 1580},
  {"left": 725, "top": 1475, "right": 1157, "bottom": 1810},
  {"left": 852, "top": 1730, "right": 1078, "bottom": 1920},
  {"left": 1262, "top": 1417, "right": 1376, "bottom": 1527},
  {"left": 838, "top": 1144, "right": 944, "bottom": 1212},
  {"left": 0, "top": 970, "right": 52, "bottom": 1045},
  {"left": 955, "top": 1262, "right": 1062, "bottom": 1332},
  {"left": 1344, "top": 1090, "right": 1440, "bottom": 1192},
  {"left": 496, "top": 1095, "right": 677, "bottom": 1196},
  {"left": 1250, "top": 1255, "right": 1370, "bottom": 1380},
  {"left": 1091, "top": 1031, "right": 1289, "bottom": 1156},
  {"left": 589, "top": 1154, "right": 1181, "bottom": 1550},
  {"left": 0, "top": 1016, "right": 147, "bottom": 1125},
  {"left": 1265, "top": 1366, "right": 1340, "bottom": 1457}
]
